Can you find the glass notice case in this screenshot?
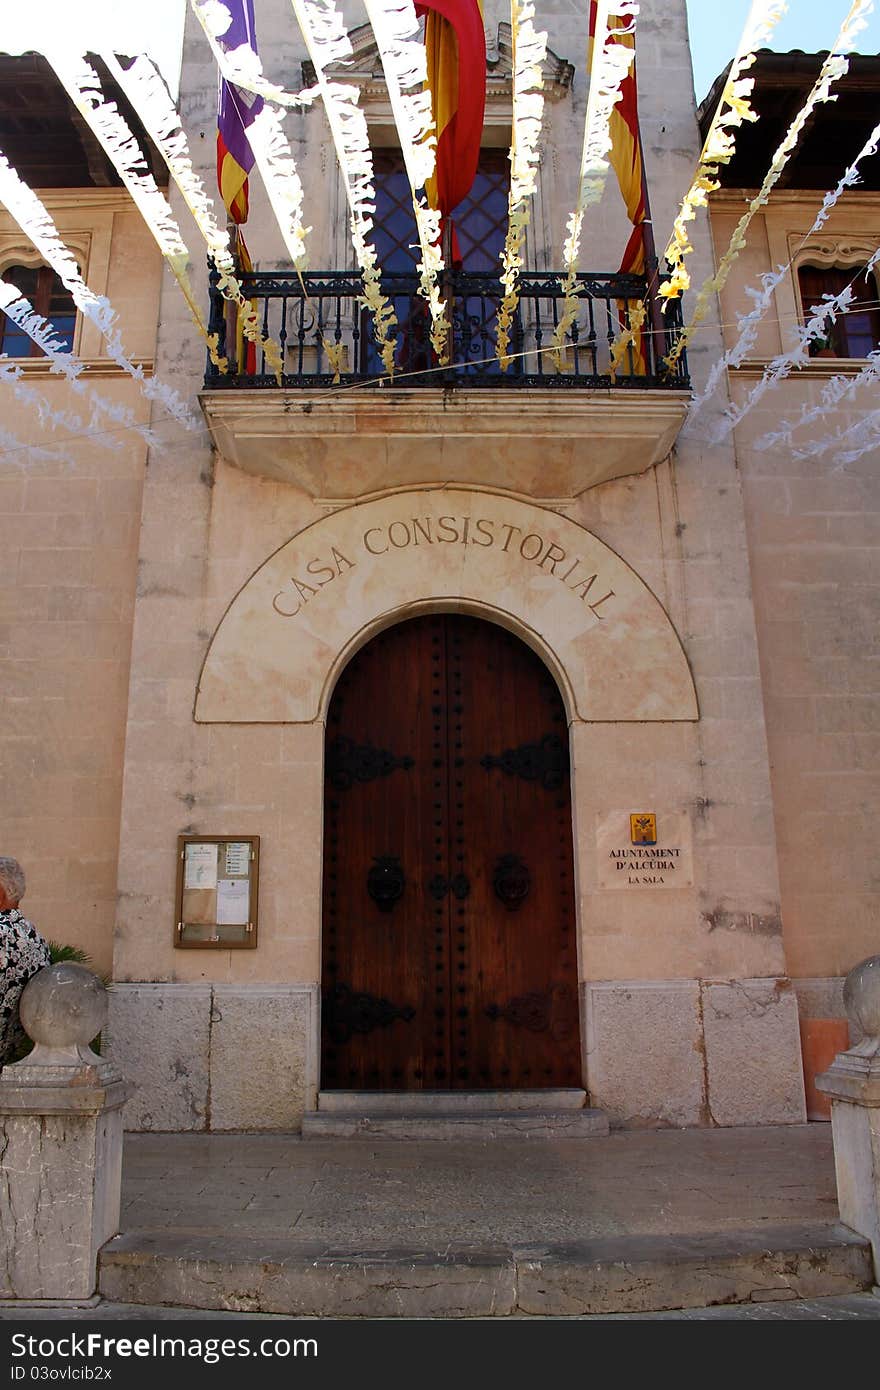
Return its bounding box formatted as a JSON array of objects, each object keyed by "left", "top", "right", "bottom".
[{"left": 174, "top": 835, "right": 260, "bottom": 948}]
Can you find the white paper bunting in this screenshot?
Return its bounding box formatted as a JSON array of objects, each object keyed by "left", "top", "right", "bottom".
[
  {"left": 290, "top": 0, "right": 398, "bottom": 377},
  {"left": 361, "top": 0, "right": 447, "bottom": 363},
  {"left": 102, "top": 50, "right": 283, "bottom": 380},
  {"left": 552, "top": 1, "right": 639, "bottom": 367},
  {"left": 46, "top": 49, "right": 226, "bottom": 370},
  {"left": 690, "top": 115, "right": 880, "bottom": 430},
  {"left": 0, "top": 153, "right": 198, "bottom": 430},
  {"left": 659, "top": 0, "right": 789, "bottom": 308},
  {"left": 0, "top": 421, "right": 75, "bottom": 468},
  {"left": 189, "top": 0, "right": 312, "bottom": 271},
  {"left": 0, "top": 279, "right": 161, "bottom": 450},
  {"left": 496, "top": 0, "right": 547, "bottom": 370},
  {"left": 666, "top": 0, "right": 872, "bottom": 372}
]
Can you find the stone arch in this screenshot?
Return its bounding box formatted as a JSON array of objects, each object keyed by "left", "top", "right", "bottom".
[{"left": 195, "top": 489, "right": 697, "bottom": 724}]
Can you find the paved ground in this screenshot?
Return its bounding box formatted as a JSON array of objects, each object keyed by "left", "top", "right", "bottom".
[
  {"left": 4, "top": 1124, "right": 880, "bottom": 1320},
  {"left": 117, "top": 1123, "right": 841, "bottom": 1245}
]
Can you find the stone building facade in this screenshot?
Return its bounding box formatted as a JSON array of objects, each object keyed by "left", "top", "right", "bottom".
[{"left": 1, "top": 3, "right": 877, "bottom": 1132}]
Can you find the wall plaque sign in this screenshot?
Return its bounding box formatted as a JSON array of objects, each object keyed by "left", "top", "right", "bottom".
[
  {"left": 596, "top": 811, "right": 693, "bottom": 890},
  {"left": 175, "top": 835, "right": 260, "bottom": 948}
]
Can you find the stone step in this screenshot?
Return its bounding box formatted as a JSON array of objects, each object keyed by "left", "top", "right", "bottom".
[
  {"left": 99, "top": 1223, "right": 873, "bottom": 1318},
  {"left": 316, "top": 1089, "right": 588, "bottom": 1113},
  {"left": 301, "top": 1108, "right": 609, "bottom": 1140}
]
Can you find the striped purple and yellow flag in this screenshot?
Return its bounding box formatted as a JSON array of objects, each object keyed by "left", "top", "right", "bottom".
[{"left": 216, "top": 0, "right": 263, "bottom": 226}]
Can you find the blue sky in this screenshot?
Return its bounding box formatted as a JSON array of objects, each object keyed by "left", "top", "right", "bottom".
[{"left": 687, "top": 2, "right": 880, "bottom": 103}]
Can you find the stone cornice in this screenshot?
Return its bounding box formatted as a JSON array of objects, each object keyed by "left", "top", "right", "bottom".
[
  {"left": 0, "top": 188, "right": 138, "bottom": 213},
  {"left": 709, "top": 188, "right": 880, "bottom": 211},
  {"left": 301, "top": 21, "right": 574, "bottom": 113},
  {"left": 199, "top": 387, "right": 689, "bottom": 502}
]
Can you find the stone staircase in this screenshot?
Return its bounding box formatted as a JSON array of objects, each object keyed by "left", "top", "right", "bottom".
[
  {"left": 98, "top": 1224, "right": 873, "bottom": 1318},
  {"left": 92, "top": 1122, "right": 878, "bottom": 1318},
  {"left": 300, "top": 1089, "right": 610, "bottom": 1139}
]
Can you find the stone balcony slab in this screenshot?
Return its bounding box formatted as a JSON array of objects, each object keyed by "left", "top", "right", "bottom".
[{"left": 199, "top": 387, "right": 690, "bottom": 502}]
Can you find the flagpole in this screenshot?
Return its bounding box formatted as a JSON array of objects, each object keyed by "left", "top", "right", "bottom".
[
  {"left": 637, "top": 139, "right": 667, "bottom": 376},
  {"left": 441, "top": 217, "right": 453, "bottom": 369},
  {"left": 226, "top": 216, "right": 240, "bottom": 372}
]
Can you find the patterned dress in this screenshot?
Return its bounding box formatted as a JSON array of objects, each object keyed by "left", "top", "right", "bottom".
[{"left": 0, "top": 908, "right": 51, "bottom": 1064}]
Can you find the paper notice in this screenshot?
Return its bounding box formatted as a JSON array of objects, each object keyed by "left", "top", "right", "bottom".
[
  {"left": 216, "top": 877, "right": 249, "bottom": 926},
  {"left": 184, "top": 843, "right": 217, "bottom": 890},
  {"left": 224, "top": 841, "right": 250, "bottom": 876}
]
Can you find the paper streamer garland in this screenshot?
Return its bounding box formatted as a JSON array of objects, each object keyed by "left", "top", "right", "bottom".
[
  {"left": 190, "top": 0, "right": 311, "bottom": 272},
  {"left": 189, "top": 0, "right": 311, "bottom": 107},
  {"left": 756, "top": 348, "right": 880, "bottom": 457},
  {"left": 496, "top": 0, "right": 547, "bottom": 370},
  {"left": 0, "top": 278, "right": 161, "bottom": 451},
  {"left": 45, "top": 49, "right": 226, "bottom": 372},
  {"left": 552, "top": 0, "right": 639, "bottom": 368},
  {"left": 189, "top": 0, "right": 359, "bottom": 379},
  {"left": 752, "top": 243, "right": 880, "bottom": 459},
  {"left": 0, "top": 356, "right": 100, "bottom": 447},
  {"left": 103, "top": 50, "right": 283, "bottom": 380},
  {"left": 689, "top": 114, "right": 880, "bottom": 432},
  {"left": 290, "top": 0, "right": 398, "bottom": 378},
  {"left": 0, "top": 152, "right": 198, "bottom": 429},
  {"left": 659, "top": 0, "right": 789, "bottom": 308},
  {"left": 790, "top": 359, "right": 880, "bottom": 464},
  {"left": 665, "top": 0, "right": 873, "bottom": 373},
  {"left": 712, "top": 244, "right": 879, "bottom": 442},
  {"left": 361, "top": 0, "right": 447, "bottom": 363},
  {"left": 0, "top": 421, "right": 75, "bottom": 469}
]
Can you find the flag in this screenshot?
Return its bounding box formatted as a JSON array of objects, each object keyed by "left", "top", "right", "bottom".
[
  {"left": 416, "top": 0, "right": 486, "bottom": 260},
  {"left": 589, "top": 4, "right": 646, "bottom": 271},
  {"left": 216, "top": 0, "right": 263, "bottom": 227},
  {"left": 589, "top": 4, "right": 647, "bottom": 371}
]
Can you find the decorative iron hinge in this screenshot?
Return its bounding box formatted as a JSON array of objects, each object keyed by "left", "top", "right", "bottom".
[
  {"left": 326, "top": 737, "right": 414, "bottom": 791},
  {"left": 480, "top": 733, "right": 568, "bottom": 790},
  {"left": 485, "top": 983, "right": 577, "bottom": 1041},
  {"left": 323, "top": 983, "right": 416, "bottom": 1044}
]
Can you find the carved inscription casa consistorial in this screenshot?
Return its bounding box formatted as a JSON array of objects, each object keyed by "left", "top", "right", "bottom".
[{"left": 271, "top": 514, "right": 615, "bottom": 622}]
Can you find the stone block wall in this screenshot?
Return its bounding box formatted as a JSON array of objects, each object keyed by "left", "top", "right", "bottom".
[
  {"left": 583, "top": 978, "right": 807, "bottom": 1128},
  {"left": 106, "top": 983, "right": 319, "bottom": 1131},
  {"left": 716, "top": 192, "right": 880, "bottom": 983},
  {"left": 0, "top": 193, "right": 160, "bottom": 975}
]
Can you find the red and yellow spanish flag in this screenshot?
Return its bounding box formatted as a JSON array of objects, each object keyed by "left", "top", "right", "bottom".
[
  {"left": 589, "top": 3, "right": 646, "bottom": 274},
  {"left": 589, "top": 4, "right": 647, "bottom": 371},
  {"left": 416, "top": 0, "right": 486, "bottom": 261}
]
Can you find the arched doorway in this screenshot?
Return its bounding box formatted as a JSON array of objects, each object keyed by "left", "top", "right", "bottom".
[{"left": 321, "top": 613, "right": 581, "bottom": 1092}]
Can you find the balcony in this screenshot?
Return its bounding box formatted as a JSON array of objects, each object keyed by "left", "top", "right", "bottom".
[{"left": 200, "top": 268, "right": 691, "bottom": 502}]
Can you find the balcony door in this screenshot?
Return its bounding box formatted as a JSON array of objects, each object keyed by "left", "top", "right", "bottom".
[
  {"left": 320, "top": 613, "right": 581, "bottom": 1091},
  {"left": 363, "top": 148, "right": 513, "bottom": 376}
]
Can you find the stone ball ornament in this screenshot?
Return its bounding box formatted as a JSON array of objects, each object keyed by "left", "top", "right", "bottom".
[
  {"left": 843, "top": 955, "right": 880, "bottom": 1042},
  {"left": 18, "top": 961, "right": 108, "bottom": 1067}
]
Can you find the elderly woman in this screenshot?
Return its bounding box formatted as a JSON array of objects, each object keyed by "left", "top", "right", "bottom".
[{"left": 0, "top": 857, "right": 51, "bottom": 1065}]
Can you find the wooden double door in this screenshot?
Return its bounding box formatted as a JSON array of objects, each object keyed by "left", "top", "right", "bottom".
[{"left": 321, "top": 614, "right": 581, "bottom": 1091}]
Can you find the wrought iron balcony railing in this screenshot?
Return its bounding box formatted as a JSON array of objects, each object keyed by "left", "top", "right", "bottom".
[{"left": 204, "top": 267, "right": 689, "bottom": 390}]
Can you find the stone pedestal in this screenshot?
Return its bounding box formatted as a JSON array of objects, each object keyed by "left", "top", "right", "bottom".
[
  {"left": 0, "top": 963, "right": 132, "bottom": 1301},
  {"left": 816, "top": 955, "right": 880, "bottom": 1279}
]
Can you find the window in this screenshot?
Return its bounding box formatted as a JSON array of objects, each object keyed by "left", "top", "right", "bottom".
[
  {"left": 364, "top": 149, "right": 511, "bottom": 375},
  {"left": 371, "top": 148, "right": 510, "bottom": 272},
  {"left": 0, "top": 263, "right": 76, "bottom": 357},
  {"left": 798, "top": 264, "right": 880, "bottom": 360}
]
